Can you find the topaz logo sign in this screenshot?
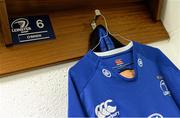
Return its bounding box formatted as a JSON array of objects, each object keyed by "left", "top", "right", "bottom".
[
  {"left": 160, "top": 80, "right": 171, "bottom": 96},
  {"left": 102, "top": 69, "right": 111, "bottom": 78},
  {"left": 95, "top": 99, "right": 120, "bottom": 118},
  {"left": 11, "top": 18, "right": 32, "bottom": 33},
  {"left": 137, "top": 58, "right": 143, "bottom": 67}
]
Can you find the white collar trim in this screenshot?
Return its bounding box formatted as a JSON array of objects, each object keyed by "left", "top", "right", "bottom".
[{"left": 94, "top": 41, "right": 133, "bottom": 57}]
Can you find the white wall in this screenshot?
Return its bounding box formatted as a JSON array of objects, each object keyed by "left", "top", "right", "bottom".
[
  {"left": 152, "top": 0, "right": 180, "bottom": 68},
  {"left": 0, "top": 0, "right": 180, "bottom": 118}
]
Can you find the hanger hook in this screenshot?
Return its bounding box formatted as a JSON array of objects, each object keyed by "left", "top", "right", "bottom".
[{"left": 90, "top": 9, "right": 131, "bottom": 51}]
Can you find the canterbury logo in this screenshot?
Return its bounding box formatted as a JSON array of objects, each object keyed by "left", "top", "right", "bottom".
[
  {"left": 160, "top": 80, "right": 170, "bottom": 96},
  {"left": 95, "top": 99, "right": 120, "bottom": 118}
]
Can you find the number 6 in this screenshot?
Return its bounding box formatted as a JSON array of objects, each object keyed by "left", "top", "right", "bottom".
[{"left": 36, "top": 19, "right": 44, "bottom": 28}]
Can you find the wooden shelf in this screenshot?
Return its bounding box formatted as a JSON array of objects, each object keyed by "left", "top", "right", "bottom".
[{"left": 0, "top": 1, "right": 168, "bottom": 76}]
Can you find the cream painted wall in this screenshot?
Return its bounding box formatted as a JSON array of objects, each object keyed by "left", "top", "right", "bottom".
[{"left": 0, "top": 0, "right": 180, "bottom": 118}]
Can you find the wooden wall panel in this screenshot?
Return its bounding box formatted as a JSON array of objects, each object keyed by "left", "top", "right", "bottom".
[
  {"left": 0, "top": 3, "right": 169, "bottom": 76},
  {"left": 0, "top": 0, "right": 12, "bottom": 45},
  {"left": 146, "top": 0, "right": 163, "bottom": 20},
  {"left": 6, "top": 0, "right": 143, "bottom": 15}
]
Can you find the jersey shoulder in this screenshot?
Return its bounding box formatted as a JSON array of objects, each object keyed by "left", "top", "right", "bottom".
[
  {"left": 136, "top": 42, "right": 178, "bottom": 70},
  {"left": 135, "top": 42, "right": 160, "bottom": 61},
  {"left": 68, "top": 51, "right": 99, "bottom": 94}
]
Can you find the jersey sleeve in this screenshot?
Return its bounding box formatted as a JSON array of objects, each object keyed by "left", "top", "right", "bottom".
[
  {"left": 157, "top": 49, "right": 180, "bottom": 107},
  {"left": 68, "top": 70, "right": 87, "bottom": 117}
]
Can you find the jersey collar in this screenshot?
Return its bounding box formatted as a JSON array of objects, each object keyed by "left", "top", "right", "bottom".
[{"left": 88, "top": 41, "right": 142, "bottom": 82}]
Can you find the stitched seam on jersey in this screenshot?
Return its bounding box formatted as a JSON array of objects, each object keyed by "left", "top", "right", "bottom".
[
  {"left": 79, "top": 59, "right": 100, "bottom": 96},
  {"left": 139, "top": 47, "right": 159, "bottom": 65},
  {"left": 159, "top": 59, "right": 178, "bottom": 70}
]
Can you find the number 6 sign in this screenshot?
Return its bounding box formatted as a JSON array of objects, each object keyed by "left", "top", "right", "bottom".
[{"left": 9, "top": 15, "right": 55, "bottom": 44}]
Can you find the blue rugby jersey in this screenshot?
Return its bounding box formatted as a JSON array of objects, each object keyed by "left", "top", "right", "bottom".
[{"left": 68, "top": 41, "right": 180, "bottom": 117}]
